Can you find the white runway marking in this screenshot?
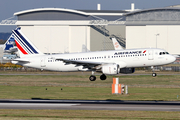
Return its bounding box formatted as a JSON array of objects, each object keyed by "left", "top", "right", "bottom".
[{"left": 0, "top": 103, "right": 79, "bottom": 106}]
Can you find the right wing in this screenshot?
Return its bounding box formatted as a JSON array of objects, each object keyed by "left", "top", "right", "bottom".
[{"left": 56, "top": 58, "right": 108, "bottom": 70}]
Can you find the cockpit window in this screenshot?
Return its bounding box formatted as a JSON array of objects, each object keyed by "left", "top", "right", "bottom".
[{"left": 159, "top": 52, "right": 169, "bottom": 55}]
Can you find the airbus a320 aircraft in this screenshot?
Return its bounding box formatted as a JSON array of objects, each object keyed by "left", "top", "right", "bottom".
[{"left": 11, "top": 28, "right": 176, "bottom": 81}]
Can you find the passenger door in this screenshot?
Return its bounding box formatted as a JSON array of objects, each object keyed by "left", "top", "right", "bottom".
[
  {"left": 148, "top": 50, "right": 154, "bottom": 60},
  {"left": 41, "top": 57, "right": 46, "bottom": 67}
]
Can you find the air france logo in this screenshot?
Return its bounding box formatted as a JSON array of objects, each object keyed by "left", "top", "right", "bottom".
[
  {"left": 114, "top": 50, "right": 146, "bottom": 55},
  {"left": 143, "top": 50, "right": 147, "bottom": 53}
]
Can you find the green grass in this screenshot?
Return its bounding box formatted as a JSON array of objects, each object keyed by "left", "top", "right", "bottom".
[
  {"left": 0, "top": 86, "right": 179, "bottom": 101},
  {"left": 0, "top": 109, "right": 179, "bottom": 119},
  {"left": 0, "top": 74, "right": 180, "bottom": 101},
  {"left": 0, "top": 72, "right": 180, "bottom": 119}
]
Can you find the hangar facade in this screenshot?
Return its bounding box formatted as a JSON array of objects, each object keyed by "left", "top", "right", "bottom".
[
  {"left": 125, "top": 7, "right": 180, "bottom": 55},
  {"left": 13, "top": 8, "right": 127, "bottom": 54},
  {"left": 1, "top": 5, "right": 180, "bottom": 55}
]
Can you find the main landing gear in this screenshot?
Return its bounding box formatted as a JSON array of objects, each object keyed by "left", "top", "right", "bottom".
[
  {"left": 151, "top": 66, "right": 157, "bottom": 77},
  {"left": 89, "top": 75, "right": 96, "bottom": 81},
  {"left": 100, "top": 74, "right": 106, "bottom": 80},
  {"left": 89, "top": 71, "right": 107, "bottom": 81}
]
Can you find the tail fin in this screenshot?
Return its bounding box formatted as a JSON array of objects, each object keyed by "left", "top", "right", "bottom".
[
  {"left": 4, "top": 34, "right": 17, "bottom": 53},
  {"left": 12, "top": 27, "right": 44, "bottom": 57},
  {"left": 112, "top": 38, "right": 124, "bottom": 50}
]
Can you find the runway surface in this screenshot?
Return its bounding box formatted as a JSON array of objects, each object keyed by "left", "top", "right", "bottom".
[{"left": 0, "top": 99, "right": 180, "bottom": 111}]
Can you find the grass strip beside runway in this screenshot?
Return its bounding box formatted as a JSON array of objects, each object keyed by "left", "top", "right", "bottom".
[
  {"left": 0, "top": 86, "right": 180, "bottom": 101},
  {"left": 0, "top": 109, "right": 179, "bottom": 119},
  {"left": 0, "top": 74, "right": 179, "bottom": 100}
]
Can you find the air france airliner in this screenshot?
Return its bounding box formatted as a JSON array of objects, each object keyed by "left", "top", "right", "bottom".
[{"left": 11, "top": 27, "right": 176, "bottom": 81}]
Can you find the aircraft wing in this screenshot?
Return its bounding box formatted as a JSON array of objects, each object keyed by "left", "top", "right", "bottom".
[{"left": 56, "top": 58, "right": 103, "bottom": 70}]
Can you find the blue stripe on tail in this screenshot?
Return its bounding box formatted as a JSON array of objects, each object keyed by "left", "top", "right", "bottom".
[{"left": 13, "top": 30, "right": 38, "bottom": 54}]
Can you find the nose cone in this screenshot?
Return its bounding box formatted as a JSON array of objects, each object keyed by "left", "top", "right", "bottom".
[{"left": 170, "top": 55, "right": 176, "bottom": 63}]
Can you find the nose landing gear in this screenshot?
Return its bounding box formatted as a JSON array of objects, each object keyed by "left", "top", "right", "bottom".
[
  {"left": 152, "top": 73, "right": 157, "bottom": 77},
  {"left": 151, "top": 66, "right": 157, "bottom": 77}
]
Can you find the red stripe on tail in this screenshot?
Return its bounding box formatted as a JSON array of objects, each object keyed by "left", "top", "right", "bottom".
[{"left": 15, "top": 40, "right": 28, "bottom": 55}]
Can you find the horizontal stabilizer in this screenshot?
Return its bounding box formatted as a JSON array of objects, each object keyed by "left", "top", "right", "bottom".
[{"left": 12, "top": 58, "right": 29, "bottom": 62}]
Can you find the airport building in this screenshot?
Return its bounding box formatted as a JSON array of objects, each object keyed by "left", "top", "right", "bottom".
[
  {"left": 12, "top": 7, "right": 127, "bottom": 54},
  {"left": 1, "top": 4, "right": 180, "bottom": 55}
]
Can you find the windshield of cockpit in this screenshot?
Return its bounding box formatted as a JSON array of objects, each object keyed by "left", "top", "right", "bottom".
[{"left": 159, "top": 52, "right": 169, "bottom": 55}]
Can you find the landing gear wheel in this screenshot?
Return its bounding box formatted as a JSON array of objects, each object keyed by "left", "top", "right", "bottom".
[
  {"left": 100, "top": 74, "right": 107, "bottom": 80},
  {"left": 89, "top": 75, "right": 96, "bottom": 81},
  {"left": 152, "top": 73, "right": 157, "bottom": 77}
]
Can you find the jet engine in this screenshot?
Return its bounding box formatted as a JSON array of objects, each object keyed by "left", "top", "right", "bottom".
[
  {"left": 120, "top": 68, "right": 135, "bottom": 74},
  {"left": 102, "top": 64, "right": 120, "bottom": 75}
]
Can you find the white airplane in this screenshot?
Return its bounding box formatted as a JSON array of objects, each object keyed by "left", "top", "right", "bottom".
[{"left": 11, "top": 28, "right": 176, "bottom": 81}]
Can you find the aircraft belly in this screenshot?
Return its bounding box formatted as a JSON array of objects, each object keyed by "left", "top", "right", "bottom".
[{"left": 46, "top": 62, "right": 78, "bottom": 71}]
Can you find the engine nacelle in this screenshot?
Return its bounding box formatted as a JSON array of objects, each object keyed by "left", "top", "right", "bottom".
[
  {"left": 102, "top": 64, "right": 120, "bottom": 75},
  {"left": 120, "top": 68, "right": 135, "bottom": 74}
]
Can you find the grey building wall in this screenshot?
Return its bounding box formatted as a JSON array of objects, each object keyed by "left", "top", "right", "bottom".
[{"left": 90, "top": 25, "right": 126, "bottom": 51}]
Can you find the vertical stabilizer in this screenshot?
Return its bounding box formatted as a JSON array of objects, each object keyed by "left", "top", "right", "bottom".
[
  {"left": 3, "top": 34, "right": 17, "bottom": 53},
  {"left": 112, "top": 38, "right": 124, "bottom": 50},
  {"left": 12, "top": 27, "right": 44, "bottom": 57}
]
